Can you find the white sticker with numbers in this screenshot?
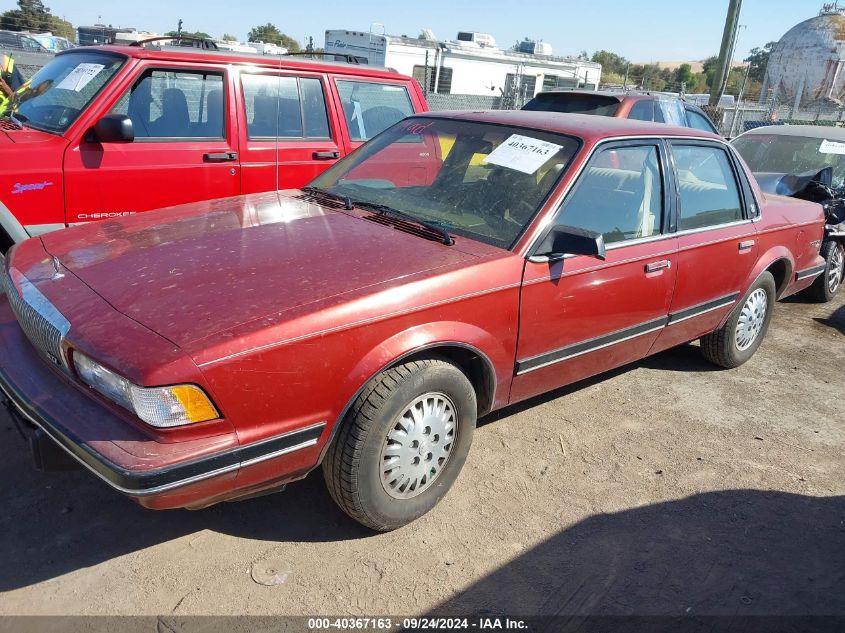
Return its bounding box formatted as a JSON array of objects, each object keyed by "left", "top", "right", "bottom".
[
  {"left": 819, "top": 139, "right": 845, "bottom": 155},
  {"left": 56, "top": 63, "right": 105, "bottom": 92},
  {"left": 484, "top": 134, "right": 563, "bottom": 174}
]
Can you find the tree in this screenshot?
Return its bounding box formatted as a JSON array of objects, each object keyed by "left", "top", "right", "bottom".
[
  {"left": 745, "top": 41, "right": 776, "bottom": 83},
  {"left": 674, "top": 63, "right": 695, "bottom": 89},
  {"left": 0, "top": 0, "right": 74, "bottom": 41},
  {"left": 221, "top": 33, "right": 238, "bottom": 42},
  {"left": 701, "top": 55, "right": 719, "bottom": 89},
  {"left": 590, "top": 50, "right": 629, "bottom": 76},
  {"left": 247, "top": 23, "right": 300, "bottom": 52},
  {"left": 165, "top": 29, "right": 211, "bottom": 40}
]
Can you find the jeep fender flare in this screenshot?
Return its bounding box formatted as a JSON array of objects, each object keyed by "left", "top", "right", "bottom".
[{"left": 319, "top": 321, "right": 512, "bottom": 461}]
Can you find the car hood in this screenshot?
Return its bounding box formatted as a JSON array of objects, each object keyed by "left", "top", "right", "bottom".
[{"left": 39, "top": 191, "right": 478, "bottom": 346}]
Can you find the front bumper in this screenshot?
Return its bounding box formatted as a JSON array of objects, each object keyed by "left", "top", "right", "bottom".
[{"left": 0, "top": 300, "right": 325, "bottom": 508}]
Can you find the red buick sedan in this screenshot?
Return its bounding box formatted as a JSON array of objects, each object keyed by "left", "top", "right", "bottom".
[{"left": 0, "top": 111, "right": 826, "bottom": 531}]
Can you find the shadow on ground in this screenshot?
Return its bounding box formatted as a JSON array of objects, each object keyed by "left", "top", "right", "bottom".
[
  {"left": 0, "top": 340, "right": 739, "bottom": 592},
  {"left": 432, "top": 489, "right": 845, "bottom": 618},
  {"left": 814, "top": 302, "right": 845, "bottom": 335}
]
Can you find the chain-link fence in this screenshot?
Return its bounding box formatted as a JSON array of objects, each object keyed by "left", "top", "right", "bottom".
[{"left": 707, "top": 99, "right": 845, "bottom": 137}]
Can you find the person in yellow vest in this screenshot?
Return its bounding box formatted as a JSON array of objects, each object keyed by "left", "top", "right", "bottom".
[{"left": 0, "top": 53, "right": 26, "bottom": 117}]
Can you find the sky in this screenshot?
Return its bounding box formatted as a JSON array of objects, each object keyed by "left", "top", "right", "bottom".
[{"left": 0, "top": 0, "right": 822, "bottom": 61}]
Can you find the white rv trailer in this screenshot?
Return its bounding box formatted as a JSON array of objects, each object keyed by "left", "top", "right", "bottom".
[{"left": 324, "top": 30, "right": 602, "bottom": 99}]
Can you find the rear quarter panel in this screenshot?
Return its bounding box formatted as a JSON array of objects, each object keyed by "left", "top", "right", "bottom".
[{"left": 749, "top": 193, "right": 825, "bottom": 298}]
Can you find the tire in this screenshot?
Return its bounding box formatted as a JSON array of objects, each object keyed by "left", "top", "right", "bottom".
[
  {"left": 322, "top": 356, "right": 477, "bottom": 531},
  {"left": 701, "top": 271, "right": 776, "bottom": 369},
  {"left": 803, "top": 240, "right": 844, "bottom": 303}
]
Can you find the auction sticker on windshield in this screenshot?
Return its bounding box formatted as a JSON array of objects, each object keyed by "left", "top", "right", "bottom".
[
  {"left": 485, "top": 134, "right": 563, "bottom": 174},
  {"left": 819, "top": 139, "right": 845, "bottom": 155},
  {"left": 56, "top": 63, "right": 105, "bottom": 92}
]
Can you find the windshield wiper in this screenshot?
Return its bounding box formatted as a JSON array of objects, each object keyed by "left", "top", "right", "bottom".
[
  {"left": 352, "top": 200, "right": 454, "bottom": 245},
  {"left": 301, "top": 186, "right": 352, "bottom": 210},
  {"left": 1, "top": 112, "right": 25, "bottom": 129}
]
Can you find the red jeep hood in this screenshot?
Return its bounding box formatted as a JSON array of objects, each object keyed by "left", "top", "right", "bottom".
[{"left": 39, "top": 191, "right": 476, "bottom": 346}]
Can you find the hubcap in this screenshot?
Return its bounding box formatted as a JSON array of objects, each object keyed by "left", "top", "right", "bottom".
[
  {"left": 828, "top": 245, "right": 844, "bottom": 294},
  {"left": 735, "top": 288, "right": 768, "bottom": 351},
  {"left": 379, "top": 392, "right": 457, "bottom": 499}
]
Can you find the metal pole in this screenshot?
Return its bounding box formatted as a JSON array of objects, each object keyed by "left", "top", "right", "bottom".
[
  {"left": 709, "top": 0, "right": 742, "bottom": 107},
  {"left": 728, "top": 64, "right": 750, "bottom": 137},
  {"left": 623, "top": 62, "right": 629, "bottom": 91}
]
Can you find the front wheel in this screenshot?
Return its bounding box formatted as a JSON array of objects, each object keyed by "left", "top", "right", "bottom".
[
  {"left": 701, "top": 271, "right": 776, "bottom": 369},
  {"left": 322, "top": 356, "right": 477, "bottom": 531},
  {"left": 804, "top": 240, "right": 844, "bottom": 303}
]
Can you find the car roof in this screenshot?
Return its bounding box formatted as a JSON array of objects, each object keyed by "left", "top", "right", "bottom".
[
  {"left": 534, "top": 89, "right": 688, "bottom": 103},
  {"left": 57, "top": 45, "right": 409, "bottom": 80},
  {"left": 737, "top": 124, "right": 845, "bottom": 141},
  {"left": 419, "top": 110, "right": 721, "bottom": 142}
]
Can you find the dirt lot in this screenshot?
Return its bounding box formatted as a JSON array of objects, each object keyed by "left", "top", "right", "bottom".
[{"left": 0, "top": 292, "right": 843, "bottom": 618}]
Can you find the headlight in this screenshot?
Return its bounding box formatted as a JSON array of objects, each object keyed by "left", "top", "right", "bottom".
[{"left": 73, "top": 352, "right": 218, "bottom": 428}]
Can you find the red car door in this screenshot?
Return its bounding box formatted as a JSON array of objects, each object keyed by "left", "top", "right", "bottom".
[
  {"left": 63, "top": 61, "right": 240, "bottom": 224},
  {"left": 237, "top": 70, "right": 345, "bottom": 192},
  {"left": 650, "top": 140, "right": 758, "bottom": 353},
  {"left": 511, "top": 141, "right": 678, "bottom": 403}
]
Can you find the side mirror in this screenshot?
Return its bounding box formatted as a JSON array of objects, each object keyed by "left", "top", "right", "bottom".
[
  {"left": 89, "top": 114, "right": 134, "bottom": 143},
  {"left": 533, "top": 225, "right": 606, "bottom": 260}
]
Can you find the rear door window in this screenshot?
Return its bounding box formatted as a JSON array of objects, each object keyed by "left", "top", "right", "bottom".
[
  {"left": 241, "top": 74, "right": 331, "bottom": 139},
  {"left": 335, "top": 80, "right": 414, "bottom": 141},
  {"left": 672, "top": 144, "right": 743, "bottom": 230}
]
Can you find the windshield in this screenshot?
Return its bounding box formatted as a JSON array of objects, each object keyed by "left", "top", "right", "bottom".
[
  {"left": 732, "top": 133, "right": 845, "bottom": 189},
  {"left": 309, "top": 117, "right": 581, "bottom": 249},
  {"left": 4, "top": 51, "right": 125, "bottom": 134},
  {"left": 522, "top": 93, "right": 620, "bottom": 117}
]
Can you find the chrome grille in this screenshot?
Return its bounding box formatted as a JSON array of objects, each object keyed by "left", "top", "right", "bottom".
[{"left": 2, "top": 268, "right": 70, "bottom": 367}]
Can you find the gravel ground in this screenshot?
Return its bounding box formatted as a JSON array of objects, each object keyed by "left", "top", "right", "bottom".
[{"left": 0, "top": 292, "right": 843, "bottom": 617}]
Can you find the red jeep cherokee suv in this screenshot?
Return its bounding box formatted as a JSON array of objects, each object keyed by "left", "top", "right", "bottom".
[
  {"left": 0, "top": 44, "right": 427, "bottom": 252},
  {"left": 0, "top": 112, "right": 826, "bottom": 531}
]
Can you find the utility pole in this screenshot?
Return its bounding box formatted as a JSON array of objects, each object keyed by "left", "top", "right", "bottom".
[
  {"left": 710, "top": 0, "right": 742, "bottom": 106},
  {"left": 623, "top": 62, "right": 629, "bottom": 91}
]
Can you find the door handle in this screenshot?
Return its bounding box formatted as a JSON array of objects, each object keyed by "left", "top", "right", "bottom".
[
  {"left": 313, "top": 151, "right": 340, "bottom": 160},
  {"left": 738, "top": 239, "right": 755, "bottom": 251},
  {"left": 203, "top": 152, "right": 238, "bottom": 162},
  {"left": 645, "top": 260, "right": 671, "bottom": 273}
]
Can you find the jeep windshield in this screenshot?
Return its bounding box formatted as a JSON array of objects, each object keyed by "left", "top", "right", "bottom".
[
  {"left": 3, "top": 50, "right": 125, "bottom": 134},
  {"left": 309, "top": 117, "right": 580, "bottom": 249},
  {"left": 733, "top": 132, "right": 845, "bottom": 189}
]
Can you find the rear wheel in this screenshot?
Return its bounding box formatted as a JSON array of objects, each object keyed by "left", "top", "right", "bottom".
[
  {"left": 804, "top": 240, "right": 844, "bottom": 303},
  {"left": 701, "top": 271, "right": 776, "bottom": 369},
  {"left": 322, "top": 356, "right": 476, "bottom": 531}
]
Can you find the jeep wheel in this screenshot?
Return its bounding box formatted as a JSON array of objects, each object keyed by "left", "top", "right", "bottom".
[
  {"left": 322, "top": 356, "right": 476, "bottom": 531},
  {"left": 701, "top": 271, "right": 776, "bottom": 369},
  {"left": 804, "top": 240, "right": 844, "bottom": 303}
]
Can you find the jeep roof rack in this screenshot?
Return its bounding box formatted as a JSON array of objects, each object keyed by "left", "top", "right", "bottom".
[
  {"left": 129, "top": 36, "right": 219, "bottom": 50},
  {"left": 284, "top": 51, "right": 367, "bottom": 64}
]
